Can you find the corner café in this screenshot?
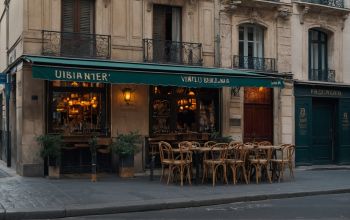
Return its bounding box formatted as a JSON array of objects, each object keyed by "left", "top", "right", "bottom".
[{"left": 14, "top": 55, "right": 284, "bottom": 175}]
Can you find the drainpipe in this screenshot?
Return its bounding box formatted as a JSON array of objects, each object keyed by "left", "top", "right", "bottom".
[{"left": 214, "top": 0, "right": 221, "bottom": 67}]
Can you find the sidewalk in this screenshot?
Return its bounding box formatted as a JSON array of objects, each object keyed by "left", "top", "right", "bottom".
[{"left": 0, "top": 163, "right": 350, "bottom": 220}]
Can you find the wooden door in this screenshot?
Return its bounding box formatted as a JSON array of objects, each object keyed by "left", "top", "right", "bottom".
[
  {"left": 244, "top": 87, "right": 273, "bottom": 143},
  {"left": 312, "top": 99, "right": 335, "bottom": 163}
]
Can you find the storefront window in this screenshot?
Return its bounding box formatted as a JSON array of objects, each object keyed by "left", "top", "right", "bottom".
[
  {"left": 48, "top": 81, "right": 109, "bottom": 135},
  {"left": 150, "top": 86, "right": 219, "bottom": 135}
]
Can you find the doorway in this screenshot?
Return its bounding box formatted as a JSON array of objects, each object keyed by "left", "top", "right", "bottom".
[
  {"left": 311, "top": 99, "right": 335, "bottom": 163},
  {"left": 244, "top": 87, "right": 273, "bottom": 143}
]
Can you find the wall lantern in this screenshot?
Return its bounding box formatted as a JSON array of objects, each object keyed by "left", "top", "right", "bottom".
[{"left": 122, "top": 88, "right": 133, "bottom": 104}]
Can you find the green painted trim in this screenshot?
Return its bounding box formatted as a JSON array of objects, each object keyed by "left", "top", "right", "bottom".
[
  {"left": 25, "top": 55, "right": 284, "bottom": 88},
  {"left": 32, "top": 65, "right": 283, "bottom": 88}
]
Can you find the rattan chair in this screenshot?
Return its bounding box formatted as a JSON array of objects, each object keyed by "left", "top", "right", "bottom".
[
  {"left": 248, "top": 146, "right": 273, "bottom": 184},
  {"left": 202, "top": 143, "right": 228, "bottom": 186},
  {"left": 203, "top": 141, "right": 217, "bottom": 148},
  {"left": 172, "top": 144, "right": 193, "bottom": 186},
  {"left": 158, "top": 141, "right": 175, "bottom": 184},
  {"left": 226, "top": 144, "right": 249, "bottom": 184},
  {"left": 271, "top": 144, "right": 295, "bottom": 181},
  {"left": 258, "top": 141, "right": 272, "bottom": 146}
]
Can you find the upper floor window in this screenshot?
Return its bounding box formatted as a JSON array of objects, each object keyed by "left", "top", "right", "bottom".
[
  {"left": 62, "top": 0, "right": 95, "bottom": 34},
  {"left": 309, "top": 29, "right": 332, "bottom": 81},
  {"left": 239, "top": 24, "right": 264, "bottom": 59},
  {"left": 152, "top": 5, "right": 182, "bottom": 64},
  {"left": 236, "top": 24, "right": 271, "bottom": 71}
]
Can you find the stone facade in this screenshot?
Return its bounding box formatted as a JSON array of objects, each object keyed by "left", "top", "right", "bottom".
[{"left": 0, "top": 0, "right": 349, "bottom": 175}]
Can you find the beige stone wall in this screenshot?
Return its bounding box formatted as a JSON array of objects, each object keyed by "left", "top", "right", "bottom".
[
  {"left": 111, "top": 84, "right": 149, "bottom": 172},
  {"left": 17, "top": 65, "right": 45, "bottom": 176},
  {"left": 343, "top": 8, "right": 350, "bottom": 83},
  {"left": 220, "top": 2, "right": 293, "bottom": 145},
  {"left": 291, "top": 4, "right": 345, "bottom": 82},
  {"left": 21, "top": 0, "right": 216, "bottom": 66}
]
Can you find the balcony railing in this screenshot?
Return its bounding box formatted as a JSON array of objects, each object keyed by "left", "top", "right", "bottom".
[
  {"left": 299, "top": 0, "right": 344, "bottom": 8},
  {"left": 309, "top": 69, "right": 336, "bottom": 82},
  {"left": 42, "top": 30, "right": 111, "bottom": 59},
  {"left": 143, "top": 39, "right": 203, "bottom": 66},
  {"left": 232, "top": 55, "right": 277, "bottom": 72}
]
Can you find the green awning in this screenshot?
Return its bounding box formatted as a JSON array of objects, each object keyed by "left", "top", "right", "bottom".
[{"left": 24, "top": 56, "right": 284, "bottom": 88}]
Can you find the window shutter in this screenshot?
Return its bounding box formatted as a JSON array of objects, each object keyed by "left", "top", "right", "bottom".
[
  {"left": 153, "top": 5, "right": 166, "bottom": 41},
  {"left": 62, "top": 0, "right": 74, "bottom": 32},
  {"left": 79, "top": 0, "right": 93, "bottom": 33}
]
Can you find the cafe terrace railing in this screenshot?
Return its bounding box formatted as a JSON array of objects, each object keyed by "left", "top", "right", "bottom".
[
  {"left": 42, "top": 30, "right": 111, "bottom": 59},
  {"left": 309, "top": 69, "right": 336, "bottom": 82},
  {"left": 232, "top": 55, "right": 277, "bottom": 73},
  {"left": 143, "top": 39, "right": 203, "bottom": 66}
]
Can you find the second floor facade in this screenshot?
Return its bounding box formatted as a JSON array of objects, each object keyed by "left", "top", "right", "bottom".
[{"left": 0, "top": 0, "right": 350, "bottom": 84}]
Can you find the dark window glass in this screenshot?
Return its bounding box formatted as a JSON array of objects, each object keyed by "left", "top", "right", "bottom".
[
  {"left": 49, "top": 81, "right": 108, "bottom": 135},
  {"left": 150, "top": 86, "right": 219, "bottom": 134}
]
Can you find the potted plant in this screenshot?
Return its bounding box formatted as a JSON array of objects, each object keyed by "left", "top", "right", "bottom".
[
  {"left": 36, "top": 134, "right": 63, "bottom": 178},
  {"left": 110, "top": 131, "right": 142, "bottom": 178}
]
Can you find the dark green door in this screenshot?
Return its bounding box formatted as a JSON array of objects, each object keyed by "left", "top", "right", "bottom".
[{"left": 312, "top": 100, "right": 335, "bottom": 163}]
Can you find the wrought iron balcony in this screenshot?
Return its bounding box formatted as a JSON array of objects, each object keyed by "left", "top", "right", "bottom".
[
  {"left": 143, "top": 39, "right": 203, "bottom": 66},
  {"left": 232, "top": 55, "right": 277, "bottom": 73},
  {"left": 309, "top": 69, "right": 336, "bottom": 82},
  {"left": 42, "top": 30, "right": 111, "bottom": 59},
  {"left": 299, "top": 0, "right": 344, "bottom": 8}
]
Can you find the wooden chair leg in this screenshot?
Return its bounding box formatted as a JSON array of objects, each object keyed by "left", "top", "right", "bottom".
[
  {"left": 212, "top": 165, "right": 216, "bottom": 187},
  {"left": 255, "top": 165, "right": 260, "bottom": 184},
  {"left": 242, "top": 165, "right": 248, "bottom": 184},
  {"left": 223, "top": 165, "right": 228, "bottom": 184}
]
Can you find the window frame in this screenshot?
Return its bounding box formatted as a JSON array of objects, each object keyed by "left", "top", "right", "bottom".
[
  {"left": 308, "top": 29, "right": 328, "bottom": 81},
  {"left": 46, "top": 81, "right": 110, "bottom": 137},
  {"left": 149, "top": 86, "right": 220, "bottom": 136}
]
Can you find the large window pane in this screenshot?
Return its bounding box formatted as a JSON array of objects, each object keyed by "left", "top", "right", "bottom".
[
  {"left": 49, "top": 82, "right": 108, "bottom": 135},
  {"left": 150, "top": 86, "right": 219, "bottom": 134}
]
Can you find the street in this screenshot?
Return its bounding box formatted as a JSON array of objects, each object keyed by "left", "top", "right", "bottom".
[{"left": 60, "top": 193, "right": 350, "bottom": 220}]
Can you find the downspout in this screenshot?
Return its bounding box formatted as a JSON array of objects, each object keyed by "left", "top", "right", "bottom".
[{"left": 214, "top": 0, "right": 221, "bottom": 67}]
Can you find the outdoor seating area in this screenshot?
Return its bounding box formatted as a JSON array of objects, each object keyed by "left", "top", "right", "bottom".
[{"left": 158, "top": 140, "right": 295, "bottom": 186}]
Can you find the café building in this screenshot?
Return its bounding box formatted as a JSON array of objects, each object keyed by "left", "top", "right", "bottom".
[{"left": 3, "top": 55, "right": 284, "bottom": 176}]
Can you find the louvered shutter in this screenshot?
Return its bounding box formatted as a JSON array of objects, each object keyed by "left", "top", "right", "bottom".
[
  {"left": 79, "top": 0, "right": 93, "bottom": 34},
  {"left": 153, "top": 5, "right": 166, "bottom": 41},
  {"left": 62, "top": 0, "right": 74, "bottom": 32},
  {"left": 153, "top": 5, "right": 166, "bottom": 62}
]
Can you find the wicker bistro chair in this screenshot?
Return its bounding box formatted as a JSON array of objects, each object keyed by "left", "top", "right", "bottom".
[
  {"left": 158, "top": 141, "right": 175, "bottom": 184},
  {"left": 203, "top": 141, "right": 217, "bottom": 148},
  {"left": 226, "top": 144, "right": 249, "bottom": 184},
  {"left": 258, "top": 141, "right": 272, "bottom": 146},
  {"left": 202, "top": 143, "right": 229, "bottom": 186},
  {"left": 248, "top": 146, "right": 273, "bottom": 184},
  {"left": 171, "top": 145, "right": 193, "bottom": 186},
  {"left": 270, "top": 144, "right": 295, "bottom": 182}
]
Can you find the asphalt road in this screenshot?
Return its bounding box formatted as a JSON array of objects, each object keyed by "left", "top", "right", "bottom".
[{"left": 55, "top": 193, "right": 350, "bottom": 220}]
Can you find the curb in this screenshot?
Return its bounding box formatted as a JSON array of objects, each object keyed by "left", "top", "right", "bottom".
[{"left": 4, "top": 188, "right": 350, "bottom": 220}]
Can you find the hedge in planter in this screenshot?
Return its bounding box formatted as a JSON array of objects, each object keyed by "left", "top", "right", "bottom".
[{"left": 110, "top": 131, "right": 142, "bottom": 178}]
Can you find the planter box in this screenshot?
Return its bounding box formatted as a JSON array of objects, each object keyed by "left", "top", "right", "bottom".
[
  {"left": 48, "top": 166, "right": 60, "bottom": 179},
  {"left": 118, "top": 155, "right": 134, "bottom": 178}
]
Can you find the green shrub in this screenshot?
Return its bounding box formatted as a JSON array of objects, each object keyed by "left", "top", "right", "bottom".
[
  {"left": 36, "top": 134, "right": 63, "bottom": 166},
  {"left": 110, "top": 131, "right": 142, "bottom": 157}
]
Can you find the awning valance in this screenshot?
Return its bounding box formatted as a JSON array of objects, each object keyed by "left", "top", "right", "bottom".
[{"left": 24, "top": 56, "right": 284, "bottom": 88}]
